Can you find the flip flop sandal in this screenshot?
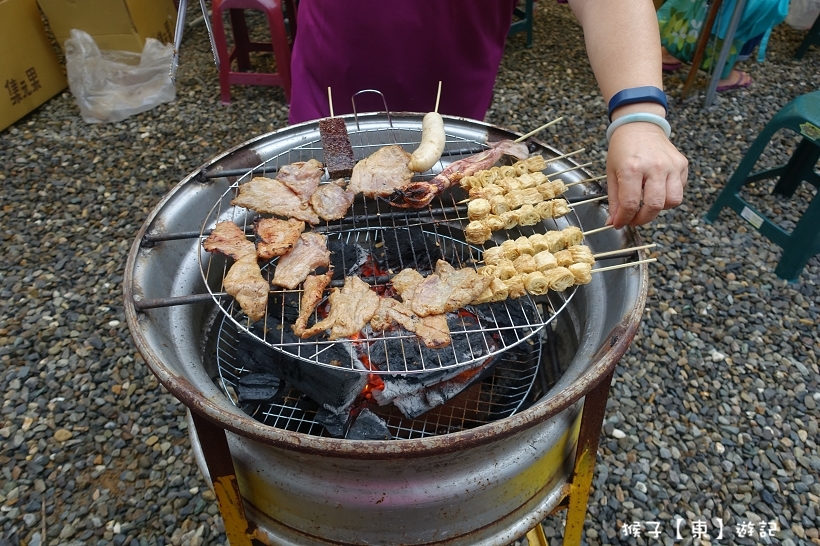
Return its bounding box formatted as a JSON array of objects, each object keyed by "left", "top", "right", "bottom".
[
  {"left": 717, "top": 71, "right": 752, "bottom": 92},
  {"left": 662, "top": 62, "right": 682, "bottom": 72}
]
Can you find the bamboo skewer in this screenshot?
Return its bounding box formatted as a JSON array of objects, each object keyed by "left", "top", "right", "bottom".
[
  {"left": 565, "top": 174, "right": 607, "bottom": 188},
  {"left": 593, "top": 243, "right": 657, "bottom": 259},
  {"left": 549, "top": 162, "right": 593, "bottom": 178},
  {"left": 327, "top": 87, "right": 334, "bottom": 117},
  {"left": 593, "top": 258, "right": 657, "bottom": 273},
  {"left": 567, "top": 195, "right": 608, "bottom": 208},
  {"left": 545, "top": 148, "right": 585, "bottom": 164},
  {"left": 514, "top": 117, "right": 564, "bottom": 143},
  {"left": 582, "top": 225, "right": 615, "bottom": 236},
  {"left": 434, "top": 81, "right": 442, "bottom": 113}
]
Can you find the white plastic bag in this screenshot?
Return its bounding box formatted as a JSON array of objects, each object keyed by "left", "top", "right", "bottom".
[
  {"left": 786, "top": 0, "right": 820, "bottom": 30},
  {"left": 65, "top": 29, "right": 176, "bottom": 123}
]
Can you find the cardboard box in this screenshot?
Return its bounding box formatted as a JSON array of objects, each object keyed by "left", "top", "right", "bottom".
[
  {"left": 0, "top": 0, "right": 67, "bottom": 132},
  {"left": 37, "top": 0, "right": 177, "bottom": 53}
]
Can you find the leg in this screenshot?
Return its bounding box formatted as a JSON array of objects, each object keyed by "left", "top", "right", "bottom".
[
  {"left": 795, "top": 13, "right": 820, "bottom": 60},
  {"left": 563, "top": 369, "right": 615, "bottom": 545},
  {"left": 772, "top": 138, "right": 820, "bottom": 196},
  {"left": 230, "top": 9, "right": 252, "bottom": 70},
  {"left": 190, "top": 411, "right": 259, "bottom": 546},
  {"left": 774, "top": 193, "right": 820, "bottom": 281}
]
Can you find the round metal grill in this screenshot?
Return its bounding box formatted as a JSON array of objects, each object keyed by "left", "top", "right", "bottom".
[{"left": 198, "top": 123, "right": 584, "bottom": 374}]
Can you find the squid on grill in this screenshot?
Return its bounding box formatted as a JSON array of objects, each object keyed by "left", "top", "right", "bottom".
[{"left": 386, "top": 140, "right": 529, "bottom": 208}]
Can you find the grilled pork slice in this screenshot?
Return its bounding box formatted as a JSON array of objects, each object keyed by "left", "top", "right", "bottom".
[
  {"left": 310, "top": 180, "right": 355, "bottom": 221},
  {"left": 394, "top": 260, "right": 492, "bottom": 317},
  {"left": 298, "top": 276, "right": 380, "bottom": 339},
  {"left": 271, "top": 232, "right": 331, "bottom": 289},
  {"left": 276, "top": 159, "right": 324, "bottom": 205},
  {"left": 292, "top": 272, "right": 333, "bottom": 337},
  {"left": 231, "top": 177, "right": 321, "bottom": 225},
  {"left": 203, "top": 221, "right": 255, "bottom": 261},
  {"left": 349, "top": 145, "right": 414, "bottom": 197},
  {"left": 222, "top": 254, "right": 269, "bottom": 322},
  {"left": 370, "top": 298, "right": 451, "bottom": 349},
  {"left": 254, "top": 217, "right": 305, "bottom": 260}
]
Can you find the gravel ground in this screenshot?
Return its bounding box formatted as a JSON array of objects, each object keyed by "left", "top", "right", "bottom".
[{"left": 1, "top": 2, "right": 818, "bottom": 545}]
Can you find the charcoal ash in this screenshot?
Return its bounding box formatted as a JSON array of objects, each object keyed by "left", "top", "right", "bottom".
[
  {"left": 391, "top": 358, "right": 498, "bottom": 419},
  {"left": 327, "top": 238, "right": 370, "bottom": 280},
  {"left": 236, "top": 373, "right": 282, "bottom": 403},
  {"left": 345, "top": 409, "right": 391, "bottom": 440},
  {"left": 372, "top": 226, "right": 442, "bottom": 273},
  {"left": 315, "top": 407, "right": 391, "bottom": 440},
  {"left": 314, "top": 408, "right": 347, "bottom": 437}
]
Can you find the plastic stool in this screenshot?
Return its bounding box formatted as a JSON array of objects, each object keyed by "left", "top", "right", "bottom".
[
  {"left": 211, "top": 0, "right": 296, "bottom": 105},
  {"left": 508, "top": 0, "right": 534, "bottom": 48},
  {"left": 795, "top": 14, "right": 820, "bottom": 59},
  {"left": 704, "top": 90, "right": 820, "bottom": 282}
]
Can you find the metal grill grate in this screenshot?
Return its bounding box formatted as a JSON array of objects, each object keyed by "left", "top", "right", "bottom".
[
  {"left": 214, "top": 312, "right": 543, "bottom": 439},
  {"left": 198, "top": 124, "right": 583, "bottom": 374}
]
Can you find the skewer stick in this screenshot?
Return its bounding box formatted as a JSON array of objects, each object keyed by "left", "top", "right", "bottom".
[
  {"left": 593, "top": 243, "right": 657, "bottom": 259},
  {"left": 582, "top": 224, "right": 615, "bottom": 236},
  {"left": 565, "top": 174, "right": 607, "bottom": 188},
  {"left": 434, "top": 81, "right": 442, "bottom": 114},
  {"left": 567, "top": 195, "right": 608, "bottom": 208},
  {"left": 514, "top": 117, "right": 564, "bottom": 143},
  {"left": 592, "top": 258, "right": 657, "bottom": 273},
  {"left": 545, "top": 148, "right": 585, "bottom": 164},
  {"left": 549, "top": 162, "right": 593, "bottom": 178},
  {"left": 327, "top": 87, "right": 334, "bottom": 118}
]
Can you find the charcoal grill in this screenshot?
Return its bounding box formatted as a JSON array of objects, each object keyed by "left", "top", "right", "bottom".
[
  {"left": 124, "top": 112, "right": 649, "bottom": 546},
  {"left": 198, "top": 121, "right": 579, "bottom": 373}
]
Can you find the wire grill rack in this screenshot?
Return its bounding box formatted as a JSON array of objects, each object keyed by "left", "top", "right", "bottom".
[
  {"left": 214, "top": 312, "right": 543, "bottom": 439},
  {"left": 198, "top": 122, "right": 582, "bottom": 374}
]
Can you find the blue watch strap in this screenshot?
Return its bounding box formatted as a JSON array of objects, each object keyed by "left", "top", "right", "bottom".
[{"left": 607, "top": 86, "right": 668, "bottom": 121}]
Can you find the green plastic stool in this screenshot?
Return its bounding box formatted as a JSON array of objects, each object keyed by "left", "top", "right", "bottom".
[
  {"left": 704, "top": 90, "right": 820, "bottom": 282},
  {"left": 795, "top": 14, "right": 820, "bottom": 59}
]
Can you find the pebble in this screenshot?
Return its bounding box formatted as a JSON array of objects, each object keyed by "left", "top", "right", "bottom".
[{"left": 1, "top": 4, "right": 818, "bottom": 546}]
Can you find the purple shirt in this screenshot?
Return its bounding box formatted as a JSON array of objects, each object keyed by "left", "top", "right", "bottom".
[{"left": 288, "top": 1, "right": 517, "bottom": 124}]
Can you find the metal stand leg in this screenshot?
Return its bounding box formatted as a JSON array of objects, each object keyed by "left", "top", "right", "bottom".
[
  {"left": 526, "top": 522, "right": 550, "bottom": 546},
  {"left": 562, "top": 369, "right": 615, "bottom": 545},
  {"left": 190, "top": 411, "right": 265, "bottom": 546}
]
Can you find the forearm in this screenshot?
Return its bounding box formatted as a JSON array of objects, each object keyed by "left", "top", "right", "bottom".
[{"left": 569, "top": 0, "right": 665, "bottom": 119}]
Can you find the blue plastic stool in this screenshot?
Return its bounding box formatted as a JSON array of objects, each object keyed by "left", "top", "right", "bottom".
[{"left": 704, "top": 90, "right": 820, "bottom": 282}]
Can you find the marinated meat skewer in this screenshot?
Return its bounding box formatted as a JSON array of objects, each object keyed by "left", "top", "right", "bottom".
[
  {"left": 203, "top": 221, "right": 255, "bottom": 261},
  {"left": 222, "top": 254, "right": 269, "bottom": 323},
  {"left": 392, "top": 260, "right": 492, "bottom": 317},
  {"left": 231, "top": 177, "right": 321, "bottom": 225},
  {"left": 297, "top": 276, "right": 381, "bottom": 339},
  {"left": 387, "top": 140, "right": 529, "bottom": 208},
  {"left": 276, "top": 159, "right": 324, "bottom": 205},
  {"left": 271, "top": 232, "right": 331, "bottom": 289},
  {"left": 349, "top": 145, "right": 414, "bottom": 198},
  {"left": 254, "top": 217, "right": 305, "bottom": 260},
  {"left": 371, "top": 298, "right": 451, "bottom": 349},
  {"left": 292, "top": 272, "right": 333, "bottom": 337},
  {"left": 310, "top": 180, "right": 355, "bottom": 221}
]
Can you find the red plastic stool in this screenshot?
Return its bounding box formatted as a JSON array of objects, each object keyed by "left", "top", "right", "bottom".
[{"left": 211, "top": 0, "right": 296, "bottom": 104}]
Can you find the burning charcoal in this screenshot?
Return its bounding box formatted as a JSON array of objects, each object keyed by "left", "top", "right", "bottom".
[
  {"left": 327, "top": 239, "right": 369, "bottom": 280},
  {"left": 345, "top": 408, "right": 391, "bottom": 440},
  {"left": 236, "top": 322, "right": 368, "bottom": 415},
  {"left": 236, "top": 373, "right": 282, "bottom": 402},
  {"left": 315, "top": 408, "right": 347, "bottom": 437},
  {"left": 373, "top": 226, "right": 442, "bottom": 272}
]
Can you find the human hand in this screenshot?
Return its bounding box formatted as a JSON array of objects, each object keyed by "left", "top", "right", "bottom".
[{"left": 605, "top": 122, "right": 688, "bottom": 228}]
